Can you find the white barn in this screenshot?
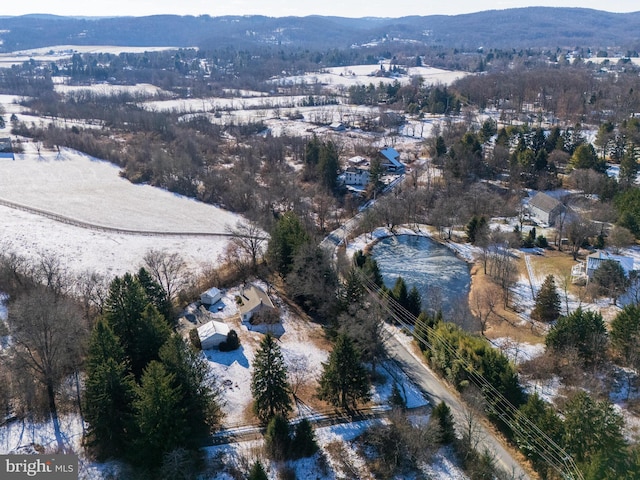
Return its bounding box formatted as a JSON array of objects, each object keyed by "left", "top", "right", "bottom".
[{"left": 197, "top": 320, "right": 230, "bottom": 350}]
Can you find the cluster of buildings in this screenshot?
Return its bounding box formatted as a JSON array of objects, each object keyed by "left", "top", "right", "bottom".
[
  {"left": 341, "top": 146, "right": 405, "bottom": 193},
  {"left": 192, "top": 283, "right": 276, "bottom": 350}
]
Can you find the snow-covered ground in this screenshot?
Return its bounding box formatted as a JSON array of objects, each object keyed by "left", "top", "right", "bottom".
[
  {"left": 274, "top": 63, "right": 468, "bottom": 92},
  {"left": 0, "top": 45, "right": 185, "bottom": 68},
  {"left": 0, "top": 141, "right": 244, "bottom": 277},
  {"left": 54, "top": 82, "right": 170, "bottom": 98},
  {"left": 193, "top": 283, "right": 428, "bottom": 427},
  {"left": 206, "top": 419, "right": 469, "bottom": 480}
]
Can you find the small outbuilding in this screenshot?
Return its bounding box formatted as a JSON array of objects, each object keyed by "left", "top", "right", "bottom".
[
  {"left": 197, "top": 320, "right": 230, "bottom": 350},
  {"left": 200, "top": 287, "right": 222, "bottom": 306}
]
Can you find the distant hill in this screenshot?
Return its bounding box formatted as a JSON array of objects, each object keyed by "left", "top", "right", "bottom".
[{"left": 1, "top": 8, "right": 639, "bottom": 53}]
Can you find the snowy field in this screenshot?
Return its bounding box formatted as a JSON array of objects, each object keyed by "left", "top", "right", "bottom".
[
  {"left": 274, "top": 63, "right": 469, "bottom": 92},
  {"left": 0, "top": 141, "right": 243, "bottom": 277},
  {"left": 54, "top": 82, "right": 170, "bottom": 98},
  {"left": 0, "top": 143, "right": 240, "bottom": 233},
  {"left": 0, "top": 45, "right": 185, "bottom": 68}
]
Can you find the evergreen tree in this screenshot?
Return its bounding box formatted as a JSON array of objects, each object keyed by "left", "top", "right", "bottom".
[
  {"left": 435, "top": 135, "right": 447, "bottom": 157},
  {"left": 514, "top": 393, "right": 564, "bottom": 476},
  {"left": 431, "top": 401, "right": 455, "bottom": 444},
  {"left": 266, "top": 211, "right": 310, "bottom": 277},
  {"left": 248, "top": 461, "right": 268, "bottom": 480},
  {"left": 303, "top": 135, "right": 321, "bottom": 180},
  {"left": 531, "top": 275, "right": 561, "bottom": 322},
  {"left": 610, "top": 304, "right": 640, "bottom": 363},
  {"left": 592, "top": 259, "right": 629, "bottom": 305},
  {"left": 251, "top": 334, "right": 292, "bottom": 423},
  {"left": 318, "top": 334, "right": 371, "bottom": 410},
  {"left": 406, "top": 286, "right": 422, "bottom": 317},
  {"left": 317, "top": 140, "right": 340, "bottom": 193},
  {"left": 159, "top": 336, "right": 222, "bottom": 444},
  {"left": 104, "top": 273, "right": 171, "bottom": 377},
  {"left": 291, "top": 418, "right": 319, "bottom": 458},
  {"left": 83, "top": 320, "right": 135, "bottom": 459},
  {"left": 618, "top": 147, "right": 639, "bottom": 187},
  {"left": 362, "top": 256, "right": 383, "bottom": 286},
  {"left": 132, "top": 361, "right": 187, "bottom": 468},
  {"left": 546, "top": 308, "right": 607, "bottom": 365},
  {"left": 392, "top": 277, "right": 408, "bottom": 308},
  {"left": 343, "top": 267, "right": 365, "bottom": 307},
  {"left": 563, "top": 391, "right": 627, "bottom": 475},
  {"left": 264, "top": 414, "right": 290, "bottom": 460},
  {"left": 136, "top": 267, "right": 172, "bottom": 323}
]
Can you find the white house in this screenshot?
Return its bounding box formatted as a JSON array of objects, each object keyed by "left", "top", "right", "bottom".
[
  {"left": 586, "top": 251, "right": 634, "bottom": 278},
  {"left": 572, "top": 250, "right": 635, "bottom": 283},
  {"left": 197, "top": 320, "right": 230, "bottom": 350},
  {"left": 344, "top": 166, "right": 370, "bottom": 186},
  {"left": 237, "top": 284, "right": 275, "bottom": 322},
  {"left": 200, "top": 287, "right": 222, "bottom": 306}
]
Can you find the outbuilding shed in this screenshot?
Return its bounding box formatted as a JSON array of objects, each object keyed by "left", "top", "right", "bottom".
[
  {"left": 200, "top": 287, "right": 222, "bottom": 306},
  {"left": 197, "top": 320, "right": 230, "bottom": 350}
]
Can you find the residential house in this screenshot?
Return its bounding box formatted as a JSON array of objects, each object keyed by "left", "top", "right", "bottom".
[
  {"left": 197, "top": 320, "right": 230, "bottom": 350},
  {"left": 571, "top": 250, "right": 635, "bottom": 283},
  {"left": 344, "top": 166, "right": 370, "bottom": 186},
  {"left": 528, "top": 192, "right": 565, "bottom": 226},
  {"left": 200, "top": 287, "right": 222, "bottom": 306},
  {"left": 586, "top": 251, "right": 634, "bottom": 279},
  {"left": 379, "top": 146, "right": 405, "bottom": 173},
  {"left": 237, "top": 284, "right": 276, "bottom": 322}
]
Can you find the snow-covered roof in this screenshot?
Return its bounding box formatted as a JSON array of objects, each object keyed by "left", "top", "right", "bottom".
[
  {"left": 380, "top": 146, "right": 402, "bottom": 168},
  {"left": 587, "top": 251, "right": 635, "bottom": 275},
  {"left": 197, "top": 320, "right": 230, "bottom": 341}
]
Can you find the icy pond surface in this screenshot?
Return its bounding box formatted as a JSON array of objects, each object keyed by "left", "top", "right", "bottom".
[{"left": 371, "top": 235, "right": 471, "bottom": 313}]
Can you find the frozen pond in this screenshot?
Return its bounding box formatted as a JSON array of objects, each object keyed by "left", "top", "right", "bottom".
[{"left": 371, "top": 235, "right": 471, "bottom": 313}]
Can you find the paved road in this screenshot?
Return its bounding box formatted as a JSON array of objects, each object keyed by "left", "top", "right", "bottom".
[{"left": 383, "top": 330, "right": 530, "bottom": 480}]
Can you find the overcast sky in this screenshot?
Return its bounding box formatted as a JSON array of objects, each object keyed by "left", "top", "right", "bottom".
[{"left": 2, "top": 1, "right": 639, "bottom": 18}]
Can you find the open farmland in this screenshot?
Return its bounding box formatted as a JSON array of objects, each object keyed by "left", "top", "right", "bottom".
[{"left": 0, "top": 142, "right": 244, "bottom": 277}]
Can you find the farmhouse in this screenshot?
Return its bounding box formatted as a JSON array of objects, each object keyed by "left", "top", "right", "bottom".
[
  {"left": 344, "top": 166, "right": 370, "bottom": 186},
  {"left": 380, "top": 146, "right": 405, "bottom": 173},
  {"left": 200, "top": 287, "right": 222, "bottom": 306},
  {"left": 197, "top": 320, "right": 230, "bottom": 350},
  {"left": 237, "top": 284, "right": 275, "bottom": 322},
  {"left": 528, "top": 192, "right": 565, "bottom": 226}
]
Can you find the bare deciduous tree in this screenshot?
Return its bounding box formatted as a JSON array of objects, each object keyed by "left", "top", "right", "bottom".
[
  {"left": 286, "top": 352, "right": 310, "bottom": 398},
  {"left": 225, "top": 221, "right": 267, "bottom": 273},
  {"left": 143, "top": 249, "right": 187, "bottom": 302},
  {"left": 8, "top": 288, "right": 88, "bottom": 451},
  {"left": 471, "top": 282, "right": 501, "bottom": 336}
]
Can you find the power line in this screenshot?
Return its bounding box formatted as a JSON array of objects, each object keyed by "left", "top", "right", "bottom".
[{"left": 355, "top": 271, "right": 583, "bottom": 480}]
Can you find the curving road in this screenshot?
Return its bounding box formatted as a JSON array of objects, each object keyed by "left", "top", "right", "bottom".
[{"left": 383, "top": 329, "right": 530, "bottom": 479}]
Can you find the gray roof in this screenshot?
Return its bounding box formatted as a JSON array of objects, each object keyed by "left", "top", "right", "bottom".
[{"left": 528, "top": 192, "right": 562, "bottom": 213}]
